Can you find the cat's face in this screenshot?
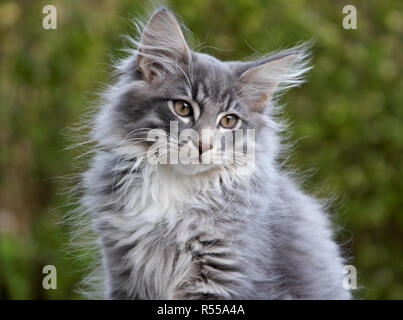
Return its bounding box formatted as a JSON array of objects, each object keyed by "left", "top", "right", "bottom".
[
  {"left": 117, "top": 51, "right": 258, "bottom": 175},
  {"left": 95, "top": 8, "right": 308, "bottom": 176}
]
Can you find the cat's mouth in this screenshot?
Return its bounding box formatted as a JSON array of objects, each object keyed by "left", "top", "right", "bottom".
[{"left": 131, "top": 132, "right": 254, "bottom": 176}]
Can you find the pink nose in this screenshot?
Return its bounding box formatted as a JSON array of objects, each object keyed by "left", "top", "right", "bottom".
[{"left": 199, "top": 141, "right": 213, "bottom": 154}]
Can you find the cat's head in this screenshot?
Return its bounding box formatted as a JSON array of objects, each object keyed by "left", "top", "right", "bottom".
[{"left": 93, "top": 8, "right": 310, "bottom": 176}]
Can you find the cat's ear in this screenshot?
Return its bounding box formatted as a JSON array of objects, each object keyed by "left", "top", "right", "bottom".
[
  {"left": 236, "top": 50, "right": 310, "bottom": 113},
  {"left": 136, "top": 8, "right": 191, "bottom": 83}
]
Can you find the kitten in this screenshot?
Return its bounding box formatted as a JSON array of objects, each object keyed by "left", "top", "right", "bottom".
[{"left": 79, "top": 8, "right": 351, "bottom": 299}]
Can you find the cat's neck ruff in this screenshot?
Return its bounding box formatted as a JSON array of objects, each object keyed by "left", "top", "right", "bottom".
[{"left": 108, "top": 146, "right": 266, "bottom": 226}]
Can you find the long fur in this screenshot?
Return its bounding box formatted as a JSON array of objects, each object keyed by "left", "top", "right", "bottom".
[{"left": 69, "top": 7, "right": 351, "bottom": 300}]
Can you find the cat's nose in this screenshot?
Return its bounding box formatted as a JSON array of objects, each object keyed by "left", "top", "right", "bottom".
[{"left": 199, "top": 141, "right": 213, "bottom": 154}]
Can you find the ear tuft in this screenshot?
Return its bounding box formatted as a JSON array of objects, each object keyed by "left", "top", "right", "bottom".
[
  {"left": 237, "top": 45, "right": 312, "bottom": 112},
  {"left": 136, "top": 8, "right": 191, "bottom": 83}
]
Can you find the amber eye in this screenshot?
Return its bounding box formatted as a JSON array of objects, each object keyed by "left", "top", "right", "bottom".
[
  {"left": 220, "top": 114, "right": 239, "bottom": 129},
  {"left": 173, "top": 100, "right": 192, "bottom": 117}
]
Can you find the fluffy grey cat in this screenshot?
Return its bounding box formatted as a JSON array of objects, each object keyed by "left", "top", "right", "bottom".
[{"left": 79, "top": 8, "right": 351, "bottom": 299}]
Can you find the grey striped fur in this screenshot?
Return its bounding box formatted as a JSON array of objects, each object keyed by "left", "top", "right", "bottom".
[{"left": 78, "top": 8, "right": 351, "bottom": 299}]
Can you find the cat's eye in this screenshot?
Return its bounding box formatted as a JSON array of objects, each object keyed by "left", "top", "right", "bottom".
[
  {"left": 219, "top": 114, "right": 239, "bottom": 129},
  {"left": 173, "top": 100, "right": 192, "bottom": 117}
]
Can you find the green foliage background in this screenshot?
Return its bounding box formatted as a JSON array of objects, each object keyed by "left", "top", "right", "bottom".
[{"left": 1, "top": 0, "right": 402, "bottom": 299}]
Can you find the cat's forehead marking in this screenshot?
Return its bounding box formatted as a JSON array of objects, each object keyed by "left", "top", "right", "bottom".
[
  {"left": 194, "top": 81, "right": 218, "bottom": 114},
  {"left": 184, "top": 86, "right": 192, "bottom": 98},
  {"left": 193, "top": 79, "right": 233, "bottom": 109},
  {"left": 222, "top": 94, "right": 231, "bottom": 110},
  {"left": 196, "top": 82, "right": 205, "bottom": 102},
  {"left": 192, "top": 100, "right": 201, "bottom": 120}
]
